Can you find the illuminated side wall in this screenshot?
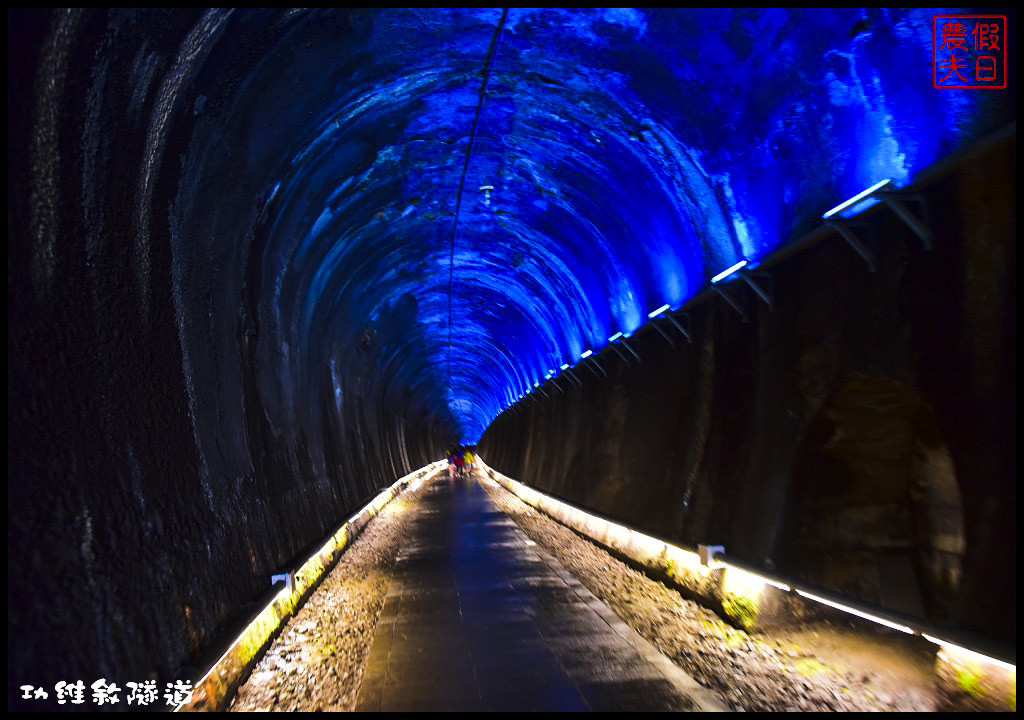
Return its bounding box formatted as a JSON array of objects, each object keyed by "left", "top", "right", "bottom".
[{"left": 479, "top": 131, "right": 1016, "bottom": 647}]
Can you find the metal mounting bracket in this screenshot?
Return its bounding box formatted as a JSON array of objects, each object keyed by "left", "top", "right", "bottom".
[
  {"left": 582, "top": 359, "right": 605, "bottom": 379},
  {"left": 826, "top": 219, "right": 877, "bottom": 272},
  {"left": 620, "top": 338, "right": 641, "bottom": 363},
  {"left": 271, "top": 571, "right": 295, "bottom": 594},
  {"left": 713, "top": 284, "right": 748, "bottom": 322},
  {"left": 610, "top": 343, "right": 632, "bottom": 366},
  {"left": 878, "top": 190, "right": 933, "bottom": 250},
  {"left": 741, "top": 271, "right": 773, "bottom": 309},
  {"left": 667, "top": 313, "right": 692, "bottom": 344},
  {"left": 652, "top": 319, "right": 676, "bottom": 349}
]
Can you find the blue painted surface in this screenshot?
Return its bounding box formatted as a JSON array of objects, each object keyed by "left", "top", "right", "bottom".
[{"left": 239, "top": 8, "right": 1008, "bottom": 443}]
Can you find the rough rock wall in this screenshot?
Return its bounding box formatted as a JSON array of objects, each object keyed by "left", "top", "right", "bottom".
[
  {"left": 8, "top": 10, "right": 445, "bottom": 705},
  {"left": 7, "top": 7, "right": 1015, "bottom": 708},
  {"left": 480, "top": 131, "right": 1016, "bottom": 647}
]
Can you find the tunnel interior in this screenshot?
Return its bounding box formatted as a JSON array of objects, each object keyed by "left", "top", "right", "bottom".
[
  {"left": 8, "top": 7, "right": 1015, "bottom": 703},
  {"left": 775, "top": 375, "right": 965, "bottom": 622}
]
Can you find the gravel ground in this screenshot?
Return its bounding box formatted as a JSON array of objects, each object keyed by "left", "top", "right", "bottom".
[
  {"left": 478, "top": 473, "right": 938, "bottom": 713},
  {"left": 230, "top": 477, "right": 433, "bottom": 712},
  {"left": 230, "top": 470, "right": 938, "bottom": 712}
]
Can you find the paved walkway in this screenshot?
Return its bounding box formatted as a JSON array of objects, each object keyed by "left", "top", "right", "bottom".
[{"left": 355, "top": 473, "right": 724, "bottom": 712}]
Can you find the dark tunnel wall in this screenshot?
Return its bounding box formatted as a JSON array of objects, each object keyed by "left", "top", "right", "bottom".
[
  {"left": 8, "top": 9, "right": 446, "bottom": 698},
  {"left": 6, "top": 7, "right": 1016, "bottom": 706},
  {"left": 479, "top": 132, "right": 1016, "bottom": 647}
]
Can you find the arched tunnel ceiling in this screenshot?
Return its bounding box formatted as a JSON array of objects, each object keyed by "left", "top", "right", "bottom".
[{"left": 163, "top": 7, "right": 1007, "bottom": 443}]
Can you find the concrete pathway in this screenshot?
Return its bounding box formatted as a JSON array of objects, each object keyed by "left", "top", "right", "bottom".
[{"left": 355, "top": 473, "right": 725, "bottom": 712}]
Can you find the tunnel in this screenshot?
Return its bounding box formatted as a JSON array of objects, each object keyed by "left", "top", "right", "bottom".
[{"left": 8, "top": 7, "right": 1016, "bottom": 710}]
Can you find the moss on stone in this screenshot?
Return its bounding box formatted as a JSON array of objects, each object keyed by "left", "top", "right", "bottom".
[
  {"left": 722, "top": 592, "right": 759, "bottom": 630},
  {"left": 957, "top": 666, "right": 985, "bottom": 697}
]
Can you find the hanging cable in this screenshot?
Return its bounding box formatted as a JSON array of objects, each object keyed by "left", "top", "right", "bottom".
[{"left": 447, "top": 8, "right": 508, "bottom": 398}]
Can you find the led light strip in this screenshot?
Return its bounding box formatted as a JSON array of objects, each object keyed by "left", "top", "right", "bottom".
[
  {"left": 648, "top": 303, "right": 670, "bottom": 319},
  {"left": 478, "top": 459, "right": 713, "bottom": 589},
  {"left": 478, "top": 458, "right": 1016, "bottom": 669},
  {"left": 922, "top": 634, "right": 1016, "bottom": 673},
  {"left": 175, "top": 460, "right": 446, "bottom": 711},
  {"left": 822, "top": 178, "right": 893, "bottom": 219},
  {"left": 711, "top": 259, "right": 748, "bottom": 284},
  {"left": 721, "top": 563, "right": 791, "bottom": 592},
  {"left": 794, "top": 589, "right": 914, "bottom": 634}
]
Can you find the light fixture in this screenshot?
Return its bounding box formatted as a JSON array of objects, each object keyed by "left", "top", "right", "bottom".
[
  {"left": 608, "top": 332, "right": 623, "bottom": 342},
  {"left": 479, "top": 456, "right": 1011, "bottom": 677},
  {"left": 648, "top": 304, "right": 670, "bottom": 319},
  {"left": 720, "top": 563, "right": 791, "bottom": 592},
  {"left": 795, "top": 589, "right": 914, "bottom": 634},
  {"left": 270, "top": 571, "right": 295, "bottom": 595},
  {"left": 581, "top": 349, "right": 593, "bottom": 359},
  {"left": 822, "top": 178, "right": 893, "bottom": 219},
  {"left": 711, "top": 259, "right": 748, "bottom": 284},
  {"left": 922, "top": 634, "right": 1016, "bottom": 672},
  {"left": 173, "top": 459, "right": 447, "bottom": 712}
]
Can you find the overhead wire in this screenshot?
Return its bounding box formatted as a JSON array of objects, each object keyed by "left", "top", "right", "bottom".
[{"left": 447, "top": 8, "right": 509, "bottom": 411}]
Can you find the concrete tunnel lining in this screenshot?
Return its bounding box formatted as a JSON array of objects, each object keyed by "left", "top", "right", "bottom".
[{"left": 7, "top": 7, "right": 1016, "bottom": 706}]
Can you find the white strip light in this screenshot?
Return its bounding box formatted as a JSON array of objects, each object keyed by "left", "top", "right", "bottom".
[
  {"left": 821, "top": 178, "right": 893, "bottom": 219},
  {"left": 721, "top": 562, "right": 791, "bottom": 591},
  {"left": 796, "top": 589, "right": 914, "bottom": 634},
  {"left": 608, "top": 332, "right": 623, "bottom": 342},
  {"left": 481, "top": 457, "right": 1012, "bottom": 671},
  {"left": 175, "top": 460, "right": 445, "bottom": 712},
  {"left": 922, "top": 634, "right": 1017, "bottom": 672},
  {"left": 648, "top": 304, "right": 670, "bottom": 319},
  {"left": 581, "top": 349, "right": 593, "bottom": 359},
  {"left": 560, "top": 363, "right": 569, "bottom": 370},
  {"left": 711, "top": 259, "right": 748, "bottom": 284}
]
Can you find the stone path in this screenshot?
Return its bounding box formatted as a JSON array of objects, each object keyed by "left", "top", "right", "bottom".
[{"left": 354, "top": 474, "right": 725, "bottom": 712}]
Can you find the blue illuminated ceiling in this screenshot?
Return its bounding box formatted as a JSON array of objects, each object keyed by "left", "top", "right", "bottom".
[{"left": 188, "top": 8, "right": 1009, "bottom": 443}]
